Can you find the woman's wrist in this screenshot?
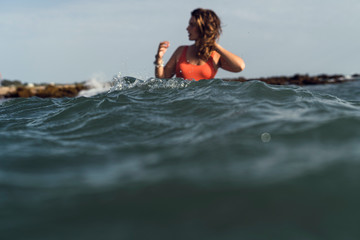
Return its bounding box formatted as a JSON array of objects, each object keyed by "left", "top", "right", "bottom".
[
  {"left": 154, "top": 62, "right": 164, "bottom": 68},
  {"left": 154, "top": 55, "right": 164, "bottom": 67}
]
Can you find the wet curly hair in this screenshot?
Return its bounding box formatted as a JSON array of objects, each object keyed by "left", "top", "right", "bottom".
[{"left": 191, "top": 8, "right": 222, "bottom": 61}]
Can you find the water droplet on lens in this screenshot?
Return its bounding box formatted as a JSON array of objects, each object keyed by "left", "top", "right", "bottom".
[{"left": 261, "top": 133, "right": 271, "bottom": 143}]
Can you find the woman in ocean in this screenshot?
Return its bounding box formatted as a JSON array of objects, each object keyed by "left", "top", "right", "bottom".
[{"left": 154, "top": 8, "right": 245, "bottom": 81}]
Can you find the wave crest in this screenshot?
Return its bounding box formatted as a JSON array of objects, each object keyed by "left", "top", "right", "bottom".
[{"left": 109, "top": 74, "right": 192, "bottom": 92}]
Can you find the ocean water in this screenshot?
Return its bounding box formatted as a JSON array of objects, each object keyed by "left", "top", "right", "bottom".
[{"left": 1, "top": 76, "right": 360, "bottom": 240}]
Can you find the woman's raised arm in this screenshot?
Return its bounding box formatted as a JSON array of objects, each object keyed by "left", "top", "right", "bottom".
[
  {"left": 154, "top": 41, "right": 181, "bottom": 79},
  {"left": 214, "top": 43, "right": 245, "bottom": 73}
]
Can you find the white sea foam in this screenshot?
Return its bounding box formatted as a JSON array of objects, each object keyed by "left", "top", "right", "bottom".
[
  {"left": 78, "top": 73, "right": 112, "bottom": 97},
  {"left": 109, "top": 73, "right": 192, "bottom": 92}
]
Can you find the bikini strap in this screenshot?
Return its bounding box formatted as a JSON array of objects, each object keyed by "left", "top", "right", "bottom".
[{"left": 179, "top": 46, "right": 188, "bottom": 62}]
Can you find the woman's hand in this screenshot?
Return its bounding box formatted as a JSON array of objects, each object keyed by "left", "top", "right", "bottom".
[
  {"left": 155, "top": 41, "right": 170, "bottom": 63},
  {"left": 155, "top": 41, "right": 170, "bottom": 78},
  {"left": 155, "top": 41, "right": 181, "bottom": 79}
]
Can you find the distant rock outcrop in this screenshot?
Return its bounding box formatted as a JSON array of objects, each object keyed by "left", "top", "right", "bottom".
[
  {"left": 226, "top": 74, "right": 356, "bottom": 85},
  {"left": 1, "top": 83, "right": 88, "bottom": 98}
]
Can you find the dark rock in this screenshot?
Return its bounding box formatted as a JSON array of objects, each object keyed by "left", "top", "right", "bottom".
[
  {"left": 225, "top": 74, "right": 352, "bottom": 86},
  {"left": 3, "top": 83, "right": 88, "bottom": 98},
  {"left": 1, "top": 79, "right": 22, "bottom": 87}
]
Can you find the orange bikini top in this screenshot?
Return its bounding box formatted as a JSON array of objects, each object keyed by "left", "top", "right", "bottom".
[{"left": 175, "top": 46, "right": 217, "bottom": 81}]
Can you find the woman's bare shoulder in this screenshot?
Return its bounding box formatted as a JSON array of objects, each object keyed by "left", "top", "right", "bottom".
[
  {"left": 170, "top": 45, "right": 187, "bottom": 61},
  {"left": 175, "top": 45, "right": 187, "bottom": 54}
]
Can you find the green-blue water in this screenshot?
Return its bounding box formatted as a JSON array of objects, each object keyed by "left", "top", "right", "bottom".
[{"left": 2, "top": 76, "right": 360, "bottom": 240}]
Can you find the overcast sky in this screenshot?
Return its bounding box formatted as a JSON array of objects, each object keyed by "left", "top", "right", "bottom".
[{"left": 1, "top": 0, "right": 359, "bottom": 83}]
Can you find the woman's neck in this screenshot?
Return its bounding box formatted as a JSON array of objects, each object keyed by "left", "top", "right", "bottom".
[{"left": 190, "top": 43, "right": 198, "bottom": 50}]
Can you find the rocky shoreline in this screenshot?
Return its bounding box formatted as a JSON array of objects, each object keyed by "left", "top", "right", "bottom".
[
  {"left": 226, "top": 73, "right": 359, "bottom": 85},
  {"left": 1, "top": 74, "right": 359, "bottom": 98},
  {"left": 0, "top": 83, "right": 88, "bottom": 99}
]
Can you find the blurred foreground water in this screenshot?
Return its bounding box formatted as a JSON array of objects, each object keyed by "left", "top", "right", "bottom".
[{"left": 1, "top": 76, "right": 360, "bottom": 240}]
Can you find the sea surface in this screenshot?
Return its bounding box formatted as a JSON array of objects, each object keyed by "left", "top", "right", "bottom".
[{"left": 1, "top": 75, "right": 360, "bottom": 240}]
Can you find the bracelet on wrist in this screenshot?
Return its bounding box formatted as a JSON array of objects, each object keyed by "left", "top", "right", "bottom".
[
  {"left": 155, "top": 64, "right": 164, "bottom": 68},
  {"left": 153, "top": 60, "right": 164, "bottom": 68}
]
